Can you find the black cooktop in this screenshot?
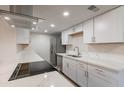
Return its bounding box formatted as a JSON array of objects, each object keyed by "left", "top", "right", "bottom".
[{"left": 9, "top": 61, "right": 56, "bottom": 81}]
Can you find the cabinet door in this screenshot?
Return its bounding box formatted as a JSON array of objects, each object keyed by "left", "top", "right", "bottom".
[
  {"left": 61, "top": 29, "right": 72, "bottom": 45},
  {"left": 88, "top": 65, "right": 117, "bottom": 87},
  {"left": 88, "top": 73, "right": 114, "bottom": 87},
  {"left": 57, "top": 55, "right": 62, "bottom": 71},
  {"left": 74, "top": 24, "right": 83, "bottom": 33},
  {"left": 68, "top": 59, "right": 77, "bottom": 82},
  {"left": 83, "top": 19, "right": 94, "bottom": 43},
  {"left": 94, "top": 6, "right": 124, "bottom": 43},
  {"left": 61, "top": 31, "right": 67, "bottom": 45},
  {"left": 77, "top": 62, "right": 87, "bottom": 87},
  {"left": 62, "top": 57, "right": 69, "bottom": 76},
  {"left": 16, "top": 28, "right": 30, "bottom": 44}
]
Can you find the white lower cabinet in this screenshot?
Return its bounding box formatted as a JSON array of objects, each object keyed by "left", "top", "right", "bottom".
[
  {"left": 68, "top": 59, "right": 77, "bottom": 82},
  {"left": 88, "top": 65, "right": 117, "bottom": 87},
  {"left": 62, "top": 57, "right": 69, "bottom": 76},
  {"left": 62, "top": 57, "right": 77, "bottom": 82},
  {"left": 88, "top": 73, "right": 114, "bottom": 87},
  {"left": 62, "top": 57, "right": 119, "bottom": 87},
  {"left": 77, "top": 62, "right": 88, "bottom": 87}
]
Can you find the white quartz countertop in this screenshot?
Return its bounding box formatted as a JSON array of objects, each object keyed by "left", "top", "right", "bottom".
[
  {"left": 57, "top": 53, "right": 124, "bottom": 72},
  {"left": 17, "top": 46, "right": 45, "bottom": 63},
  {"left": 0, "top": 70, "right": 75, "bottom": 87},
  {"left": 0, "top": 60, "right": 75, "bottom": 87},
  {"left": 0, "top": 46, "right": 75, "bottom": 87}
]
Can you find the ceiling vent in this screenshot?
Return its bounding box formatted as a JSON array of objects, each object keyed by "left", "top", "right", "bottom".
[{"left": 88, "top": 5, "right": 100, "bottom": 12}]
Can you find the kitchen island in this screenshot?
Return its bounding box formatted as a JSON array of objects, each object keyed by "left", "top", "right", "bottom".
[
  {"left": 0, "top": 59, "right": 75, "bottom": 87},
  {"left": 0, "top": 47, "right": 75, "bottom": 87}
]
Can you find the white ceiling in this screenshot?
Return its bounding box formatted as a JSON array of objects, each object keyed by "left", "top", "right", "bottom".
[{"left": 32, "top": 5, "right": 118, "bottom": 33}]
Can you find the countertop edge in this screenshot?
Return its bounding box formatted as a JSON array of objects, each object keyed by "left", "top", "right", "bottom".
[{"left": 56, "top": 53, "right": 124, "bottom": 72}]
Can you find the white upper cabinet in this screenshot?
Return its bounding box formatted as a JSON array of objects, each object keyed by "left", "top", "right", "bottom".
[
  {"left": 61, "top": 31, "right": 67, "bottom": 45},
  {"left": 16, "top": 28, "right": 30, "bottom": 44},
  {"left": 62, "top": 6, "right": 124, "bottom": 44},
  {"left": 94, "top": 6, "right": 124, "bottom": 43},
  {"left": 83, "top": 18, "right": 94, "bottom": 43},
  {"left": 74, "top": 24, "right": 83, "bottom": 33},
  {"left": 61, "top": 28, "right": 73, "bottom": 45}
]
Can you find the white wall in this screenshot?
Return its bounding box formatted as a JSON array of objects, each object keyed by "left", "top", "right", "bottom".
[
  {"left": 30, "top": 32, "right": 52, "bottom": 62},
  {"left": 0, "top": 17, "right": 16, "bottom": 65}
]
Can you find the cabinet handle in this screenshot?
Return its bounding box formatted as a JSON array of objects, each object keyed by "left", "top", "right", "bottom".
[
  {"left": 85, "top": 71, "right": 88, "bottom": 77},
  {"left": 85, "top": 71, "right": 87, "bottom": 77},
  {"left": 87, "top": 71, "right": 88, "bottom": 77}
]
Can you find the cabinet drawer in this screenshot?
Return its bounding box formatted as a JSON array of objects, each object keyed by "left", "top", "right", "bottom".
[
  {"left": 78, "top": 61, "right": 87, "bottom": 71},
  {"left": 88, "top": 65, "right": 117, "bottom": 84}
]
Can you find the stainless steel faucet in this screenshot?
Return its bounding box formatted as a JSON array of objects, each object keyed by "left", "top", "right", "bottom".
[{"left": 74, "top": 47, "right": 80, "bottom": 56}]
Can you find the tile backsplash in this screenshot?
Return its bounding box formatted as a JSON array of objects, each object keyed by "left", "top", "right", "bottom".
[
  {"left": 66, "top": 33, "right": 88, "bottom": 54},
  {"left": 87, "top": 44, "right": 124, "bottom": 62},
  {"left": 66, "top": 34, "right": 124, "bottom": 62}
]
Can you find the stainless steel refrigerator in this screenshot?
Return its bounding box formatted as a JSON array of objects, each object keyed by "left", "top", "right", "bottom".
[{"left": 50, "top": 33, "right": 66, "bottom": 67}]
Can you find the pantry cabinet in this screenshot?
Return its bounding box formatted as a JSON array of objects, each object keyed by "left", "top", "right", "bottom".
[
  {"left": 16, "top": 28, "right": 30, "bottom": 44},
  {"left": 94, "top": 6, "right": 124, "bottom": 43}
]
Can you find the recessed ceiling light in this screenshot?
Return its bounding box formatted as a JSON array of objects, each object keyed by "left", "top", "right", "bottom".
[
  {"left": 32, "top": 27, "right": 35, "bottom": 30},
  {"left": 33, "top": 21, "right": 37, "bottom": 25},
  {"left": 44, "top": 29, "right": 48, "bottom": 33},
  {"left": 63, "top": 11, "right": 69, "bottom": 16},
  {"left": 4, "top": 16, "right": 10, "bottom": 21},
  {"left": 50, "top": 24, "right": 55, "bottom": 27},
  {"left": 11, "top": 25, "right": 15, "bottom": 28}
]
